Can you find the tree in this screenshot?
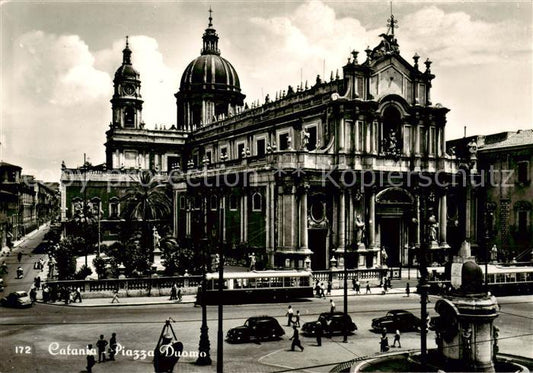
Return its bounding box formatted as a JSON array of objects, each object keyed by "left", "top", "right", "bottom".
[
  {"left": 70, "top": 200, "right": 99, "bottom": 266},
  {"left": 52, "top": 238, "right": 77, "bottom": 280},
  {"left": 160, "top": 235, "right": 196, "bottom": 275},
  {"left": 121, "top": 170, "right": 172, "bottom": 263},
  {"left": 92, "top": 256, "right": 107, "bottom": 279}
]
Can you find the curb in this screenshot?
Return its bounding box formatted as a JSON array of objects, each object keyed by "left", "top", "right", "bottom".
[{"left": 36, "top": 299, "right": 196, "bottom": 307}]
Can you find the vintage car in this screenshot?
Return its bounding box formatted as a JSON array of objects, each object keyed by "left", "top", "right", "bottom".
[
  {"left": 226, "top": 316, "right": 285, "bottom": 343},
  {"left": 371, "top": 309, "right": 421, "bottom": 332},
  {"left": 302, "top": 312, "right": 357, "bottom": 336},
  {"left": 1, "top": 291, "right": 32, "bottom": 308}
]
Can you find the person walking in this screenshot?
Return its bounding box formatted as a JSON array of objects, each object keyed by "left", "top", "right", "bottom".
[
  {"left": 29, "top": 287, "right": 37, "bottom": 304},
  {"left": 96, "top": 335, "right": 108, "bottom": 363},
  {"left": 320, "top": 282, "right": 326, "bottom": 298},
  {"left": 352, "top": 277, "right": 356, "bottom": 291},
  {"left": 315, "top": 321, "right": 323, "bottom": 346},
  {"left": 293, "top": 310, "right": 300, "bottom": 327},
  {"left": 111, "top": 289, "right": 120, "bottom": 303},
  {"left": 286, "top": 305, "right": 294, "bottom": 326},
  {"left": 379, "top": 330, "right": 389, "bottom": 353},
  {"left": 177, "top": 286, "right": 182, "bottom": 302},
  {"left": 170, "top": 283, "right": 177, "bottom": 300},
  {"left": 405, "top": 283, "right": 410, "bottom": 297},
  {"left": 355, "top": 279, "right": 361, "bottom": 294},
  {"left": 365, "top": 281, "right": 371, "bottom": 294},
  {"left": 73, "top": 287, "right": 82, "bottom": 303},
  {"left": 289, "top": 326, "right": 304, "bottom": 351},
  {"left": 86, "top": 344, "right": 96, "bottom": 373},
  {"left": 329, "top": 299, "right": 336, "bottom": 313},
  {"left": 326, "top": 280, "right": 332, "bottom": 296},
  {"left": 392, "top": 330, "right": 401, "bottom": 348},
  {"left": 17, "top": 251, "right": 22, "bottom": 263},
  {"left": 42, "top": 285, "right": 49, "bottom": 303},
  {"left": 108, "top": 332, "right": 118, "bottom": 361}
]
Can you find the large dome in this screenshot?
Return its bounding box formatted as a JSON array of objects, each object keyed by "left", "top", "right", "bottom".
[{"left": 179, "top": 54, "right": 241, "bottom": 93}]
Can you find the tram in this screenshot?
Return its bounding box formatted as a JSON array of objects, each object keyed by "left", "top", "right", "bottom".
[{"left": 196, "top": 270, "right": 314, "bottom": 305}]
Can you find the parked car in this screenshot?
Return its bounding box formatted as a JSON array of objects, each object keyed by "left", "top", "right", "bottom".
[
  {"left": 302, "top": 312, "right": 357, "bottom": 336},
  {"left": 226, "top": 316, "right": 285, "bottom": 343},
  {"left": 371, "top": 310, "right": 420, "bottom": 332},
  {"left": 1, "top": 291, "right": 32, "bottom": 308}
]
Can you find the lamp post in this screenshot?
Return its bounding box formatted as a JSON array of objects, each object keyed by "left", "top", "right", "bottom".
[
  {"left": 343, "top": 249, "right": 348, "bottom": 343},
  {"left": 418, "top": 190, "right": 430, "bottom": 367},
  {"left": 196, "top": 238, "right": 212, "bottom": 365},
  {"left": 217, "top": 194, "right": 225, "bottom": 373}
]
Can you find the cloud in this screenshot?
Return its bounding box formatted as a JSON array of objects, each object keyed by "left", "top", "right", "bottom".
[
  {"left": 13, "top": 31, "right": 111, "bottom": 105},
  {"left": 398, "top": 6, "right": 531, "bottom": 66}
]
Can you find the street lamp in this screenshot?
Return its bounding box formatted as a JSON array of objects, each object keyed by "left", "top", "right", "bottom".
[
  {"left": 343, "top": 249, "right": 348, "bottom": 343},
  {"left": 417, "top": 191, "right": 431, "bottom": 367},
  {"left": 196, "top": 238, "right": 212, "bottom": 366}
]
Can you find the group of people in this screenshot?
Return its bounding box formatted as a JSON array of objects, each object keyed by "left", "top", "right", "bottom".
[
  {"left": 379, "top": 328, "right": 402, "bottom": 352},
  {"left": 86, "top": 333, "right": 118, "bottom": 372},
  {"left": 314, "top": 280, "right": 332, "bottom": 298},
  {"left": 40, "top": 285, "right": 82, "bottom": 304},
  {"left": 169, "top": 283, "right": 183, "bottom": 302}
]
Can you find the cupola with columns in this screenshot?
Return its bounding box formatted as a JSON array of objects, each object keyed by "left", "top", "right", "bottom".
[{"left": 111, "top": 36, "right": 144, "bottom": 129}]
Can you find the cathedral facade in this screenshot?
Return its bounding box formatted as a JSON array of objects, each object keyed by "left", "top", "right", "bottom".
[{"left": 61, "top": 12, "right": 480, "bottom": 270}]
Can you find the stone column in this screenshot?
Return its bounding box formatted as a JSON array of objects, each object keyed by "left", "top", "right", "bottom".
[
  {"left": 440, "top": 193, "right": 449, "bottom": 248},
  {"left": 241, "top": 194, "right": 248, "bottom": 242},
  {"left": 369, "top": 190, "right": 376, "bottom": 248},
  {"left": 185, "top": 199, "right": 191, "bottom": 237},
  {"left": 299, "top": 185, "right": 308, "bottom": 250}
]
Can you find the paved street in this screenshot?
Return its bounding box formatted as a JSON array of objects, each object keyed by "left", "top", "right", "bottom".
[{"left": 1, "top": 291, "right": 531, "bottom": 373}]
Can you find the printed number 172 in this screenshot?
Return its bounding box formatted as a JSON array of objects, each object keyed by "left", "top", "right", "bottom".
[{"left": 15, "top": 346, "right": 31, "bottom": 354}]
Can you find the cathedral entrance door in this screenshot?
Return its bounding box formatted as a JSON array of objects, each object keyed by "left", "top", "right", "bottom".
[
  {"left": 308, "top": 229, "right": 328, "bottom": 270},
  {"left": 380, "top": 217, "right": 401, "bottom": 267}
]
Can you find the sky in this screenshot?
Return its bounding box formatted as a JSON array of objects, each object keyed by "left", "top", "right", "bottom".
[{"left": 1, "top": 0, "right": 532, "bottom": 182}]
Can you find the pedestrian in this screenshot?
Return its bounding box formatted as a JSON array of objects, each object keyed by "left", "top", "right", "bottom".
[
  {"left": 320, "top": 282, "right": 326, "bottom": 298},
  {"left": 17, "top": 251, "right": 22, "bottom": 263},
  {"left": 315, "top": 321, "right": 323, "bottom": 346},
  {"left": 96, "top": 334, "right": 108, "bottom": 362},
  {"left": 50, "top": 286, "right": 58, "bottom": 302},
  {"left": 249, "top": 252, "right": 256, "bottom": 271},
  {"left": 108, "top": 332, "right": 117, "bottom": 361},
  {"left": 111, "top": 289, "right": 120, "bottom": 303},
  {"left": 35, "top": 276, "right": 41, "bottom": 290},
  {"left": 352, "top": 277, "right": 356, "bottom": 291},
  {"left": 379, "top": 330, "right": 389, "bottom": 353},
  {"left": 355, "top": 279, "right": 361, "bottom": 294},
  {"left": 293, "top": 310, "right": 300, "bottom": 327},
  {"left": 73, "top": 287, "right": 82, "bottom": 303},
  {"left": 39, "top": 257, "right": 44, "bottom": 271},
  {"left": 286, "top": 305, "right": 294, "bottom": 326},
  {"left": 326, "top": 280, "right": 332, "bottom": 296},
  {"left": 392, "top": 330, "right": 401, "bottom": 348},
  {"left": 86, "top": 344, "right": 96, "bottom": 373},
  {"left": 16, "top": 266, "right": 23, "bottom": 279},
  {"left": 177, "top": 286, "right": 182, "bottom": 302},
  {"left": 315, "top": 280, "right": 320, "bottom": 297},
  {"left": 405, "top": 283, "right": 410, "bottom": 297},
  {"left": 42, "top": 285, "right": 49, "bottom": 303},
  {"left": 170, "top": 283, "right": 177, "bottom": 300},
  {"left": 365, "top": 281, "right": 371, "bottom": 294},
  {"left": 382, "top": 281, "right": 388, "bottom": 294},
  {"left": 329, "top": 299, "right": 336, "bottom": 313},
  {"left": 289, "top": 326, "right": 304, "bottom": 351},
  {"left": 63, "top": 287, "right": 70, "bottom": 304},
  {"left": 29, "top": 287, "right": 37, "bottom": 304}
]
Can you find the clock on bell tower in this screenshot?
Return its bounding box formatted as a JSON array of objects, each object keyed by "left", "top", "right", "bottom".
[{"left": 110, "top": 36, "right": 144, "bottom": 129}]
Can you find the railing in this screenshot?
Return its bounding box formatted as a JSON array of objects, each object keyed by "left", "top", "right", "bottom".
[{"left": 45, "top": 275, "right": 202, "bottom": 293}]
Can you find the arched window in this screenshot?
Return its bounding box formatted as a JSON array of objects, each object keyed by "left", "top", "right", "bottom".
[
  {"left": 109, "top": 197, "right": 120, "bottom": 218},
  {"left": 124, "top": 106, "right": 135, "bottom": 127},
  {"left": 252, "top": 192, "right": 262, "bottom": 212}
]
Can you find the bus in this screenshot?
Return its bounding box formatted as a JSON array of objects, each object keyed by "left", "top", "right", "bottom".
[{"left": 196, "top": 270, "right": 314, "bottom": 305}]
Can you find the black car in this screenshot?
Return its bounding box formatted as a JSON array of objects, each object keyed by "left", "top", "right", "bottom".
[
  {"left": 226, "top": 316, "right": 285, "bottom": 343},
  {"left": 1, "top": 291, "right": 32, "bottom": 308},
  {"left": 371, "top": 310, "right": 421, "bottom": 332},
  {"left": 302, "top": 312, "right": 357, "bottom": 336}
]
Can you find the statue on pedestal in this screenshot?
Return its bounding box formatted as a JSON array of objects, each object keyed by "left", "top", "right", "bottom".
[
  {"left": 355, "top": 214, "right": 366, "bottom": 245},
  {"left": 153, "top": 227, "right": 161, "bottom": 250}
]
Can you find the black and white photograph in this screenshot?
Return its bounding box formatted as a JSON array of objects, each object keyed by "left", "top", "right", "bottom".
[{"left": 1, "top": 1, "right": 532, "bottom": 372}]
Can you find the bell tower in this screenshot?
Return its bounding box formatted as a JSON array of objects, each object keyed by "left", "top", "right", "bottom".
[{"left": 111, "top": 36, "right": 143, "bottom": 129}]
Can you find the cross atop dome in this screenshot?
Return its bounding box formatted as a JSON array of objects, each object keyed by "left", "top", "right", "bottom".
[
  {"left": 122, "top": 35, "right": 132, "bottom": 65},
  {"left": 201, "top": 7, "right": 220, "bottom": 55}
]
